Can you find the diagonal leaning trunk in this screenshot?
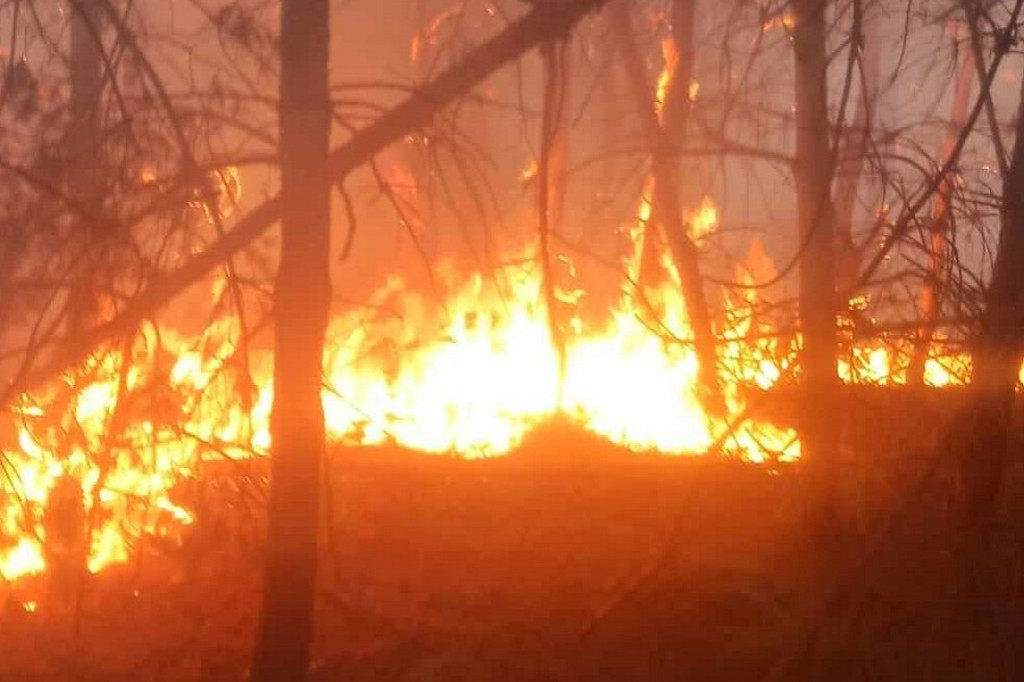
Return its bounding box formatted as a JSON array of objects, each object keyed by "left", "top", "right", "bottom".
[
  {"left": 250, "top": 0, "right": 331, "bottom": 680},
  {"left": 792, "top": 0, "right": 839, "bottom": 533},
  {"left": 610, "top": 0, "right": 722, "bottom": 411}
]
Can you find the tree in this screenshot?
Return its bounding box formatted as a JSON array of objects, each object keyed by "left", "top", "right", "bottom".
[
  {"left": 610, "top": 0, "right": 723, "bottom": 410},
  {"left": 250, "top": 0, "right": 331, "bottom": 679},
  {"left": 955, "top": 62, "right": 1024, "bottom": 563},
  {"left": 66, "top": 0, "right": 107, "bottom": 335},
  {"left": 792, "top": 0, "right": 838, "bottom": 532}
]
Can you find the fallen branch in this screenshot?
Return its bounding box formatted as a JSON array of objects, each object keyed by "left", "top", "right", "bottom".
[{"left": 5, "top": 0, "right": 609, "bottom": 404}]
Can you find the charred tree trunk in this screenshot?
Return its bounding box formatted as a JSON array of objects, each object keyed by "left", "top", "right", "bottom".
[
  {"left": 662, "top": 0, "right": 695, "bottom": 156},
  {"left": 792, "top": 0, "right": 839, "bottom": 530},
  {"left": 611, "top": 0, "right": 722, "bottom": 411},
  {"left": 250, "top": 0, "right": 331, "bottom": 680},
  {"left": 908, "top": 24, "right": 974, "bottom": 385},
  {"left": 66, "top": 0, "right": 105, "bottom": 334},
  {"left": 941, "top": 64, "right": 1024, "bottom": 680},
  {"left": 955, "top": 71, "right": 1024, "bottom": 556},
  {"left": 637, "top": 0, "right": 697, "bottom": 290},
  {"left": 46, "top": 0, "right": 106, "bottom": 604}
]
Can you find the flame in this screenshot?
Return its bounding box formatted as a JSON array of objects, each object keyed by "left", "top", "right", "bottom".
[
  {"left": 410, "top": 7, "right": 463, "bottom": 64},
  {"left": 0, "top": 225, "right": 810, "bottom": 580},
  {"left": 655, "top": 37, "right": 679, "bottom": 122},
  {"left": 0, "top": 222, "right": 1001, "bottom": 582},
  {"left": 521, "top": 158, "right": 539, "bottom": 184},
  {"left": 687, "top": 196, "right": 718, "bottom": 241},
  {"left": 763, "top": 11, "right": 796, "bottom": 32},
  {"left": 0, "top": 111, "right": 991, "bottom": 587}
]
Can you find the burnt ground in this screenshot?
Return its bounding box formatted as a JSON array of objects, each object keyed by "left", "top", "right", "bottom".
[{"left": 2, "top": 395, "right": 1024, "bottom": 682}]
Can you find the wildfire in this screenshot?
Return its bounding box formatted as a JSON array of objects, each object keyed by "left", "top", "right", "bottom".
[
  {"left": 0, "top": 43, "right": 990, "bottom": 590},
  {"left": 0, "top": 206, "right": 805, "bottom": 582},
  {"left": 654, "top": 37, "right": 679, "bottom": 121},
  {"left": 0, "top": 212, "right": 995, "bottom": 584},
  {"left": 687, "top": 196, "right": 718, "bottom": 241}
]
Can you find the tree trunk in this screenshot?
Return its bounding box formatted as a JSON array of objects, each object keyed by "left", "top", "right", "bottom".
[
  {"left": 539, "top": 39, "right": 572, "bottom": 390},
  {"left": 250, "top": 0, "right": 331, "bottom": 680},
  {"left": 544, "top": 39, "right": 572, "bottom": 240},
  {"left": 610, "top": 0, "right": 722, "bottom": 411},
  {"left": 66, "top": 0, "right": 105, "bottom": 334},
  {"left": 47, "top": 0, "right": 106, "bottom": 606},
  {"left": 662, "top": 0, "right": 695, "bottom": 155},
  {"left": 907, "top": 23, "right": 974, "bottom": 385},
  {"left": 943, "top": 64, "right": 1024, "bottom": 681},
  {"left": 956, "top": 70, "right": 1024, "bottom": 554},
  {"left": 792, "top": 0, "right": 839, "bottom": 531}
]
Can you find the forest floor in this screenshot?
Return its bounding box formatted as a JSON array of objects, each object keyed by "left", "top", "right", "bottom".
[{"left": 2, "top": 394, "right": 1023, "bottom": 682}]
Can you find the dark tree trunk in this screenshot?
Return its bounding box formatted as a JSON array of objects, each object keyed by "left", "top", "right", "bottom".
[
  {"left": 941, "top": 64, "right": 1024, "bottom": 681},
  {"left": 662, "top": 0, "right": 695, "bottom": 154},
  {"left": 956, "top": 71, "right": 1024, "bottom": 552},
  {"left": 637, "top": 0, "right": 697, "bottom": 291},
  {"left": 47, "top": 0, "right": 106, "bottom": 605},
  {"left": 250, "top": 0, "right": 331, "bottom": 680},
  {"left": 66, "top": 0, "right": 105, "bottom": 334},
  {"left": 792, "top": 0, "right": 839, "bottom": 530},
  {"left": 611, "top": 0, "right": 722, "bottom": 411},
  {"left": 544, "top": 39, "right": 572, "bottom": 240}
]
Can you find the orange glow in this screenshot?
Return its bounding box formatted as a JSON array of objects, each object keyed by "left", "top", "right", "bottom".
[
  {"left": 0, "top": 225, "right": 998, "bottom": 581},
  {"left": 687, "top": 195, "right": 718, "bottom": 241},
  {"left": 0, "top": 225, "right": 810, "bottom": 580},
  {"left": 763, "top": 11, "right": 796, "bottom": 31},
  {"left": 0, "top": 62, "right": 991, "bottom": 585},
  {"left": 655, "top": 37, "right": 679, "bottom": 122}
]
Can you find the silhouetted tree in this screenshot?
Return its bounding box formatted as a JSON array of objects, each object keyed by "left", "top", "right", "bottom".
[
  {"left": 250, "top": 0, "right": 331, "bottom": 679},
  {"left": 792, "top": 0, "right": 839, "bottom": 532}
]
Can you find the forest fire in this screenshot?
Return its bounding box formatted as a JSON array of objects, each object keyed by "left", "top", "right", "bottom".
[
  {"left": 0, "top": 203, "right": 981, "bottom": 583},
  {"left": 5, "top": 0, "right": 1024, "bottom": 678},
  {"left": 0, "top": 3, "right": 992, "bottom": 593}
]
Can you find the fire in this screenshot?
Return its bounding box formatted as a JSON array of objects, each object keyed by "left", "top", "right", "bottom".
[
  {"left": 0, "top": 217, "right": 808, "bottom": 581},
  {"left": 687, "top": 196, "right": 718, "bottom": 241},
  {"left": 654, "top": 37, "right": 679, "bottom": 121},
  {"left": 763, "top": 11, "right": 796, "bottom": 32},
  {"left": 0, "top": 44, "right": 991, "bottom": 589},
  {"left": 0, "top": 214, "right": 1001, "bottom": 583}
]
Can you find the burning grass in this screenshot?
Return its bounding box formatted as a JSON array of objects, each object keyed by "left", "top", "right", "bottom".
[{"left": 0, "top": 231, "right": 991, "bottom": 584}]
